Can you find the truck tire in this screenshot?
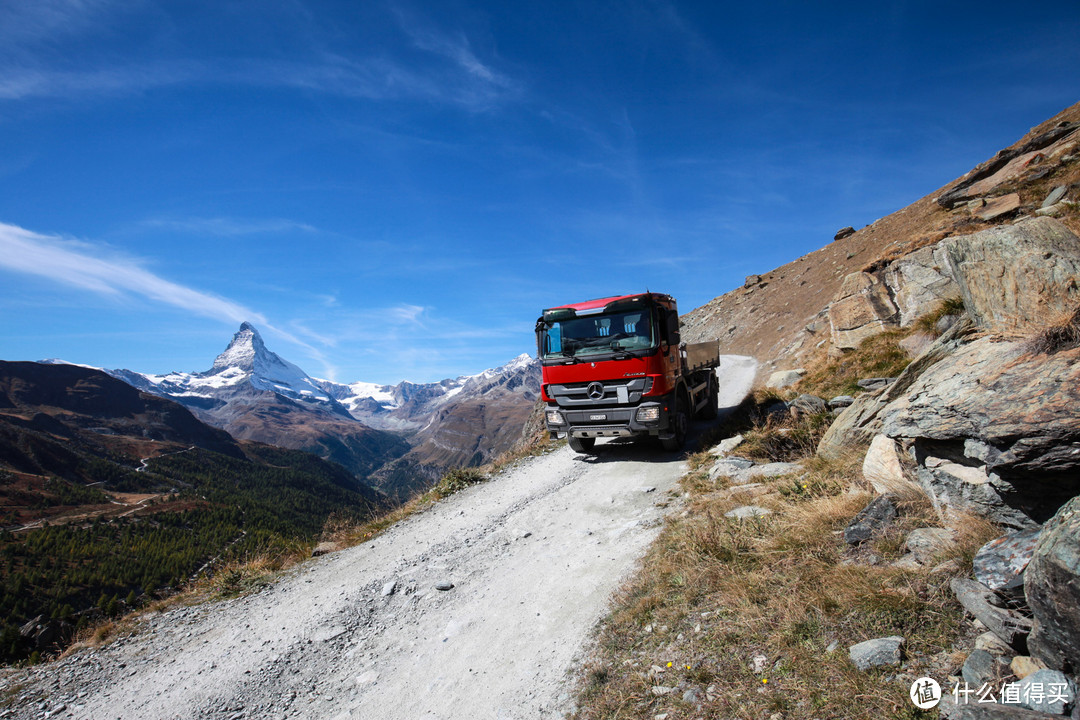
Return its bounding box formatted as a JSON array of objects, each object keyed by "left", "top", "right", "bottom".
[
  {"left": 699, "top": 374, "right": 719, "bottom": 420},
  {"left": 569, "top": 436, "right": 596, "bottom": 454},
  {"left": 660, "top": 395, "right": 688, "bottom": 452}
]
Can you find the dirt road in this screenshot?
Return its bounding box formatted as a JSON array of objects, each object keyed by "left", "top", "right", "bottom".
[{"left": 2, "top": 356, "right": 756, "bottom": 720}]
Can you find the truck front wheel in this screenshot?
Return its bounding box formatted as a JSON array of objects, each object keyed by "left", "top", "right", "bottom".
[
  {"left": 660, "top": 396, "right": 688, "bottom": 452},
  {"left": 569, "top": 436, "right": 596, "bottom": 454}
]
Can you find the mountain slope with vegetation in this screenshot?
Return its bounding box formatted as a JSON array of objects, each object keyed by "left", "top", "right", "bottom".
[{"left": 0, "top": 361, "right": 389, "bottom": 664}]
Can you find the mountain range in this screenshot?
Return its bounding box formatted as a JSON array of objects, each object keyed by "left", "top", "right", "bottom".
[{"left": 94, "top": 323, "right": 540, "bottom": 501}]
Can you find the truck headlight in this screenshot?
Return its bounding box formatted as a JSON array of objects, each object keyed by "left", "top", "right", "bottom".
[
  {"left": 636, "top": 407, "right": 660, "bottom": 422},
  {"left": 546, "top": 410, "right": 564, "bottom": 425}
]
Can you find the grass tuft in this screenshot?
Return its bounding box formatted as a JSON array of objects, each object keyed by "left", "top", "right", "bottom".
[{"left": 1022, "top": 304, "right": 1080, "bottom": 355}]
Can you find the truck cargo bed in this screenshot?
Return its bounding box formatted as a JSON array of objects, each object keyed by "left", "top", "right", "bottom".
[{"left": 684, "top": 340, "right": 720, "bottom": 372}]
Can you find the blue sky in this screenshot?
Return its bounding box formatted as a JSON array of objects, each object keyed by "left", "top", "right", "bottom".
[{"left": 1, "top": 1, "right": 1078, "bottom": 384}]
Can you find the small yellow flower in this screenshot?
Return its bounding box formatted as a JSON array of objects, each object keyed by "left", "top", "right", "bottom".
[
  {"left": 762, "top": 678, "right": 768, "bottom": 684},
  {"left": 666, "top": 662, "right": 673, "bottom": 668}
]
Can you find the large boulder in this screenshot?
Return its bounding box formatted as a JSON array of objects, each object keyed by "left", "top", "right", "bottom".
[
  {"left": 883, "top": 245, "right": 961, "bottom": 327},
  {"left": 938, "top": 217, "right": 1080, "bottom": 332},
  {"left": 828, "top": 272, "right": 900, "bottom": 351},
  {"left": 862, "top": 434, "right": 918, "bottom": 495},
  {"left": 880, "top": 336, "right": 1080, "bottom": 527},
  {"left": 1025, "top": 496, "right": 1080, "bottom": 672},
  {"left": 816, "top": 318, "right": 977, "bottom": 461}
]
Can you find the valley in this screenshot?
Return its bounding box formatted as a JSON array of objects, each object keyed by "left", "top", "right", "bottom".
[{"left": 0, "top": 358, "right": 757, "bottom": 720}]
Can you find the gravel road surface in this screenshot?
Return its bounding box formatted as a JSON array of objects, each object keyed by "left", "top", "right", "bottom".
[{"left": 1, "top": 356, "right": 756, "bottom": 720}]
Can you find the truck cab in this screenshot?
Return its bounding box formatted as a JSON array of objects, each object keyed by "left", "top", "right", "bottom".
[{"left": 536, "top": 293, "right": 719, "bottom": 453}]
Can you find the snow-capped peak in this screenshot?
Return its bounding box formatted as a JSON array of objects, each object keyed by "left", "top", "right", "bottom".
[
  {"left": 200, "top": 322, "right": 331, "bottom": 402},
  {"left": 211, "top": 321, "right": 266, "bottom": 372}
]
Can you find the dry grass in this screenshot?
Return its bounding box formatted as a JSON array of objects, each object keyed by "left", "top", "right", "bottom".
[
  {"left": 1022, "top": 304, "right": 1080, "bottom": 355},
  {"left": 570, "top": 326, "right": 1003, "bottom": 720},
  {"left": 798, "top": 329, "right": 913, "bottom": 399},
  {"left": 572, "top": 447, "right": 987, "bottom": 720},
  {"left": 913, "top": 296, "right": 966, "bottom": 337}
]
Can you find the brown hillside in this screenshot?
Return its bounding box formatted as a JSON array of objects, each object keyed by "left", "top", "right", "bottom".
[{"left": 682, "top": 101, "right": 1080, "bottom": 376}]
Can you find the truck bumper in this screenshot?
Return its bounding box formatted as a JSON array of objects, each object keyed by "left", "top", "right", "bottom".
[{"left": 544, "top": 392, "right": 675, "bottom": 440}]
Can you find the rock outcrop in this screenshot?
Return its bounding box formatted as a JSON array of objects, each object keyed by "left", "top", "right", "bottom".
[
  {"left": 882, "top": 244, "right": 960, "bottom": 327},
  {"left": 1024, "top": 496, "right": 1080, "bottom": 673},
  {"left": 937, "top": 217, "right": 1080, "bottom": 331},
  {"left": 827, "top": 271, "right": 899, "bottom": 350},
  {"left": 818, "top": 219, "right": 1080, "bottom": 529}
]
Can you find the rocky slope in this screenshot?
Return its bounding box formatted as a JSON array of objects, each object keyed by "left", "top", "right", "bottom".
[
  {"left": 681, "top": 101, "right": 1080, "bottom": 378},
  {"left": 737, "top": 106, "right": 1080, "bottom": 717}
]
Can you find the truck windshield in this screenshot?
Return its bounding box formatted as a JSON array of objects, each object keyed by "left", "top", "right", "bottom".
[{"left": 539, "top": 310, "right": 655, "bottom": 360}]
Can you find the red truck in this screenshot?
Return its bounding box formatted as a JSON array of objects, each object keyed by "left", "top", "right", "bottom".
[{"left": 535, "top": 292, "right": 720, "bottom": 453}]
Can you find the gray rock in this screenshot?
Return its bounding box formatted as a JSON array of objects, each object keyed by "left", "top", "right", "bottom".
[
  {"left": 1035, "top": 203, "right": 1065, "bottom": 217},
  {"left": 709, "top": 458, "right": 755, "bottom": 480},
  {"left": 834, "top": 226, "right": 856, "bottom": 240},
  {"left": 828, "top": 395, "right": 856, "bottom": 409},
  {"left": 710, "top": 434, "right": 744, "bottom": 456},
  {"left": 975, "top": 631, "right": 1015, "bottom": 658},
  {"left": 974, "top": 193, "right": 1021, "bottom": 221},
  {"left": 884, "top": 244, "right": 962, "bottom": 327},
  {"left": 857, "top": 377, "right": 896, "bottom": 391},
  {"left": 381, "top": 580, "right": 398, "bottom": 597},
  {"left": 844, "top": 495, "right": 898, "bottom": 545},
  {"left": 311, "top": 541, "right": 341, "bottom": 557},
  {"left": 915, "top": 458, "right": 1036, "bottom": 531},
  {"left": 906, "top": 527, "right": 957, "bottom": 565},
  {"left": 789, "top": 394, "right": 827, "bottom": 416},
  {"left": 744, "top": 274, "right": 762, "bottom": 288},
  {"left": 434, "top": 581, "right": 454, "bottom": 591},
  {"left": 936, "top": 123, "right": 1080, "bottom": 208},
  {"left": 934, "top": 313, "right": 961, "bottom": 335},
  {"left": 962, "top": 648, "right": 1010, "bottom": 687},
  {"left": 817, "top": 393, "right": 886, "bottom": 460},
  {"left": 973, "top": 529, "right": 1041, "bottom": 591},
  {"left": 939, "top": 217, "right": 1080, "bottom": 332},
  {"left": 862, "top": 434, "right": 918, "bottom": 496},
  {"left": 882, "top": 333, "right": 1080, "bottom": 528},
  {"left": 828, "top": 272, "right": 900, "bottom": 351},
  {"left": 1016, "top": 669, "right": 1076, "bottom": 715},
  {"left": 951, "top": 577, "right": 1033, "bottom": 651},
  {"left": 765, "top": 369, "right": 805, "bottom": 389},
  {"left": 1042, "top": 185, "right": 1067, "bottom": 207},
  {"left": 848, "top": 636, "right": 904, "bottom": 670},
  {"left": 1025, "top": 496, "right": 1080, "bottom": 672}
]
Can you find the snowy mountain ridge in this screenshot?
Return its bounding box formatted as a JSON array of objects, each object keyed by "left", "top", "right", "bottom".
[{"left": 58, "top": 323, "right": 536, "bottom": 431}]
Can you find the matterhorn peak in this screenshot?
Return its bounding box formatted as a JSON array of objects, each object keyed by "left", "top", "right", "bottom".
[{"left": 212, "top": 322, "right": 268, "bottom": 372}]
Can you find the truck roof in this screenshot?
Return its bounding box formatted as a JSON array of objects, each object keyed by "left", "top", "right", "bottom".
[{"left": 543, "top": 292, "right": 672, "bottom": 314}]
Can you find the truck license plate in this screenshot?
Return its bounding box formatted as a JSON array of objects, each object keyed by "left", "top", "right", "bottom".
[{"left": 589, "top": 414, "right": 607, "bottom": 421}]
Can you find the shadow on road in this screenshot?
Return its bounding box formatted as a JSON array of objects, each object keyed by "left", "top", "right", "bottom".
[{"left": 570, "top": 400, "right": 750, "bottom": 465}]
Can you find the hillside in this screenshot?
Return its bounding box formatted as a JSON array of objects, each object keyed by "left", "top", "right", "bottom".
[
  {"left": 0, "top": 361, "right": 389, "bottom": 664},
  {"left": 113, "top": 325, "right": 540, "bottom": 502},
  {"left": 682, "top": 101, "right": 1080, "bottom": 375}
]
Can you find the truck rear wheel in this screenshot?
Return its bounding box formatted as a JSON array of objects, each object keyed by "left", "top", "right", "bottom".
[
  {"left": 569, "top": 436, "right": 596, "bottom": 454},
  {"left": 699, "top": 374, "right": 719, "bottom": 420},
  {"left": 660, "top": 396, "right": 688, "bottom": 452}
]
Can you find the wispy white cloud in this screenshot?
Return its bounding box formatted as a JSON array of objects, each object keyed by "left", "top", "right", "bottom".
[
  {"left": 0, "top": 221, "right": 264, "bottom": 325},
  {"left": 0, "top": 64, "right": 199, "bottom": 101},
  {"left": 140, "top": 216, "right": 318, "bottom": 237},
  {"left": 387, "top": 304, "right": 426, "bottom": 325}
]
